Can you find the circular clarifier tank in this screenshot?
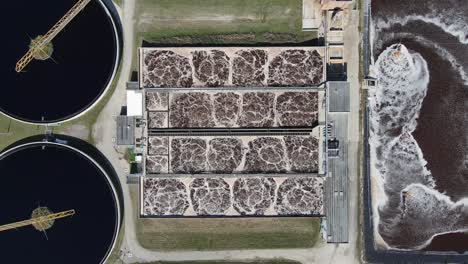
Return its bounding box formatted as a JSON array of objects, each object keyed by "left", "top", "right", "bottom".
[
  {"left": 0, "top": 136, "right": 122, "bottom": 263},
  {"left": 0, "top": 0, "right": 121, "bottom": 124}
]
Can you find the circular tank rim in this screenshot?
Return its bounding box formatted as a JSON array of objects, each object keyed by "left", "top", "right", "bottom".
[
  {"left": 0, "top": 140, "right": 122, "bottom": 264},
  {"left": 0, "top": 0, "right": 122, "bottom": 125}
]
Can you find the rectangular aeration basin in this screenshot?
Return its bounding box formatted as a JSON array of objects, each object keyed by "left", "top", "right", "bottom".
[
  {"left": 139, "top": 47, "right": 325, "bottom": 88},
  {"left": 146, "top": 91, "right": 321, "bottom": 129},
  {"left": 140, "top": 176, "right": 324, "bottom": 217},
  {"left": 146, "top": 134, "right": 320, "bottom": 175}
]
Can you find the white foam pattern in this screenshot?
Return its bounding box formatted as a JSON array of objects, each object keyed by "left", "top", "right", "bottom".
[{"left": 370, "top": 44, "right": 468, "bottom": 249}]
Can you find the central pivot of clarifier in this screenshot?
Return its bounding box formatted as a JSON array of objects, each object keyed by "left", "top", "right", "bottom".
[{"left": 29, "top": 36, "right": 54, "bottom": 61}]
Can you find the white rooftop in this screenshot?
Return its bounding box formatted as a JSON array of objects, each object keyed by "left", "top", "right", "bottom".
[{"left": 127, "top": 90, "right": 143, "bottom": 117}]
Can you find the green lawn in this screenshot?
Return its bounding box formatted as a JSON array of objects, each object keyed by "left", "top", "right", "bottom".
[
  {"left": 137, "top": 218, "right": 321, "bottom": 251},
  {"left": 0, "top": 116, "right": 45, "bottom": 151},
  {"left": 136, "top": 0, "right": 314, "bottom": 44},
  {"left": 135, "top": 260, "right": 301, "bottom": 264}
]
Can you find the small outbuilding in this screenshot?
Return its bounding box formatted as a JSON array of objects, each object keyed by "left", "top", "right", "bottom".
[{"left": 116, "top": 116, "right": 135, "bottom": 146}]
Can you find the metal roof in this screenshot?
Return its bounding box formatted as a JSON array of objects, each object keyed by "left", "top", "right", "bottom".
[
  {"left": 328, "top": 81, "right": 350, "bottom": 112},
  {"left": 116, "top": 116, "right": 135, "bottom": 146},
  {"left": 325, "top": 113, "right": 349, "bottom": 243},
  {"left": 126, "top": 81, "right": 139, "bottom": 90}
]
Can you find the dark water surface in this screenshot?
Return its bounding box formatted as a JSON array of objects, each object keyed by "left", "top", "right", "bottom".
[
  {"left": 0, "top": 0, "right": 117, "bottom": 123},
  {"left": 0, "top": 143, "right": 118, "bottom": 263},
  {"left": 373, "top": 0, "right": 468, "bottom": 253},
  {"left": 424, "top": 232, "right": 468, "bottom": 253}
]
